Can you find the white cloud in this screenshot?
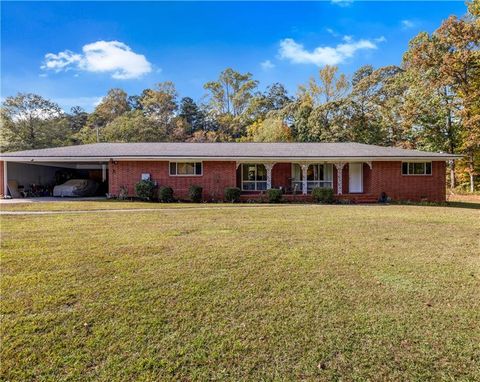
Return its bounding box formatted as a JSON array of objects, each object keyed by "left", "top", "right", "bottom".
[
  {"left": 42, "top": 50, "right": 83, "bottom": 72},
  {"left": 375, "top": 36, "right": 387, "bottom": 43},
  {"left": 401, "top": 19, "right": 415, "bottom": 29},
  {"left": 260, "top": 60, "right": 275, "bottom": 70},
  {"left": 278, "top": 37, "right": 379, "bottom": 66},
  {"left": 41, "top": 41, "right": 152, "bottom": 80},
  {"left": 331, "top": 0, "right": 353, "bottom": 7}
]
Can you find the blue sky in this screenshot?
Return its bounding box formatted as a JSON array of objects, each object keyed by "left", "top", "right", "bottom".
[{"left": 1, "top": 1, "right": 467, "bottom": 112}]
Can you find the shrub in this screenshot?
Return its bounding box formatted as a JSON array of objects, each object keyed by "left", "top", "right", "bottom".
[
  {"left": 189, "top": 185, "right": 203, "bottom": 203},
  {"left": 118, "top": 186, "right": 129, "bottom": 200},
  {"left": 224, "top": 187, "right": 241, "bottom": 203},
  {"left": 158, "top": 186, "right": 174, "bottom": 202},
  {"left": 135, "top": 180, "right": 157, "bottom": 201},
  {"left": 312, "top": 187, "right": 334, "bottom": 204},
  {"left": 266, "top": 188, "right": 283, "bottom": 203}
]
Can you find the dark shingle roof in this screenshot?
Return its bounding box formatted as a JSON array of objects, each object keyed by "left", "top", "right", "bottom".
[{"left": 1, "top": 142, "right": 460, "bottom": 160}]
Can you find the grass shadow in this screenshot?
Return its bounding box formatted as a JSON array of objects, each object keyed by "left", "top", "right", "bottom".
[{"left": 445, "top": 201, "right": 480, "bottom": 210}]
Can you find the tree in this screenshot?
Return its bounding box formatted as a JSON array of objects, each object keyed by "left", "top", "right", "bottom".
[
  {"left": 102, "top": 110, "right": 167, "bottom": 142},
  {"left": 293, "top": 66, "right": 350, "bottom": 142},
  {"left": 347, "top": 65, "right": 405, "bottom": 146},
  {"left": 138, "top": 82, "right": 177, "bottom": 124},
  {"left": 244, "top": 117, "right": 292, "bottom": 142},
  {"left": 79, "top": 88, "right": 131, "bottom": 143},
  {"left": 245, "top": 83, "right": 292, "bottom": 122},
  {"left": 187, "top": 130, "right": 230, "bottom": 143},
  {"left": 204, "top": 68, "right": 258, "bottom": 117},
  {"left": 179, "top": 97, "right": 205, "bottom": 134},
  {"left": 67, "top": 106, "right": 89, "bottom": 134},
  {"left": 301, "top": 65, "right": 349, "bottom": 106},
  {"left": 1, "top": 93, "right": 71, "bottom": 151},
  {"left": 91, "top": 88, "right": 130, "bottom": 126},
  {"left": 404, "top": 12, "right": 480, "bottom": 191}
]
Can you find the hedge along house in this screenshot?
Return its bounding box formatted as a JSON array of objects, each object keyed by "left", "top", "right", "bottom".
[{"left": 0, "top": 142, "right": 460, "bottom": 202}]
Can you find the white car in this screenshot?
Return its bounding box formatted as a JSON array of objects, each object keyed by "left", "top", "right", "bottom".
[{"left": 53, "top": 179, "right": 99, "bottom": 197}]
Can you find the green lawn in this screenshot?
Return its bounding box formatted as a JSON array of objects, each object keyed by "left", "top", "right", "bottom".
[{"left": 1, "top": 203, "right": 479, "bottom": 381}]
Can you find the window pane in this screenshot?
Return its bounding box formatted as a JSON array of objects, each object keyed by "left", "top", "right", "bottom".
[
  {"left": 242, "top": 182, "right": 255, "bottom": 191},
  {"left": 257, "top": 182, "right": 267, "bottom": 191},
  {"left": 425, "top": 162, "right": 432, "bottom": 175},
  {"left": 256, "top": 164, "right": 266, "bottom": 181},
  {"left": 324, "top": 164, "right": 333, "bottom": 181},
  {"left": 170, "top": 162, "right": 176, "bottom": 175},
  {"left": 177, "top": 163, "right": 195, "bottom": 175},
  {"left": 307, "top": 165, "right": 314, "bottom": 181},
  {"left": 195, "top": 162, "right": 202, "bottom": 175},
  {"left": 292, "top": 164, "right": 302, "bottom": 181},
  {"left": 408, "top": 163, "right": 415, "bottom": 174},
  {"left": 402, "top": 162, "right": 408, "bottom": 175},
  {"left": 413, "top": 163, "right": 425, "bottom": 174},
  {"left": 243, "top": 164, "right": 256, "bottom": 181}
]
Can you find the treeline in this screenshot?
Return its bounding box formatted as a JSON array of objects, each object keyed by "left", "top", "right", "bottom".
[{"left": 1, "top": 4, "right": 479, "bottom": 191}]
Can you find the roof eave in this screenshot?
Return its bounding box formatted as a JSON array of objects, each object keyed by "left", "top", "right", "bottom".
[{"left": 0, "top": 154, "right": 463, "bottom": 162}]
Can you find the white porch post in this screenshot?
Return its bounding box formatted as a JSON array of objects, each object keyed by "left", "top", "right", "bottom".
[
  {"left": 264, "top": 163, "right": 275, "bottom": 189},
  {"left": 3, "top": 161, "right": 7, "bottom": 197},
  {"left": 301, "top": 164, "right": 309, "bottom": 195},
  {"left": 334, "top": 162, "right": 346, "bottom": 195},
  {"left": 102, "top": 164, "right": 107, "bottom": 182}
]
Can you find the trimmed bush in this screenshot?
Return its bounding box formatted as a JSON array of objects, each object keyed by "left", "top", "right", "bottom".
[
  {"left": 224, "top": 187, "right": 241, "bottom": 203},
  {"left": 158, "top": 186, "right": 174, "bottom": 202},
  {"left": 135, "top": 180, "right": 157, "bottom": 201},
  {"left": 266, "top": 188, "right": 283, "bottom": 203},
  {"left": 189, "top": 185, "right": 203, "bottom": 203},
  {"left": 312, "top": 187, "right": 334, "bottom": 204}
]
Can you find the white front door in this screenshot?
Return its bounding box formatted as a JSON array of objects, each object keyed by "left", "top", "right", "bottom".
[{"left": 349, "top": 163, "right": 363, "bottom": 193}]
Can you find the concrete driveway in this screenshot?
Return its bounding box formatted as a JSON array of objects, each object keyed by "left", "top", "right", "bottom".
[{"left": 0, "top": 196, "right": 107, "bottom": 204}]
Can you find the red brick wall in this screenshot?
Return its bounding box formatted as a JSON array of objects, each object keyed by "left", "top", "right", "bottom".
[
  {"left": 370, "top": 161, "right": 446, "bottom": 202},
  {"left": 109, "top": 160, "right": 237, "bottom": 200},
  {"left": 272, "top": 163, "right": 291, "bottom": 190},
  {"left": 0, "top": 161, "right": 4, "bottom": 197},
  {"left": 108, "top": 160, "right": 447, "bottom": 202}
]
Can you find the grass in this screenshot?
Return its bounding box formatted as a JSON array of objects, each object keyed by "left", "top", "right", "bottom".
[{"left": 1, "top": 203, "right": 479, "bottom": 381}]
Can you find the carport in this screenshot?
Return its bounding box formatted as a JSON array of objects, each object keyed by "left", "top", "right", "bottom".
[{"left": 2, "top": 160, "right": 108, "bottom": 198}]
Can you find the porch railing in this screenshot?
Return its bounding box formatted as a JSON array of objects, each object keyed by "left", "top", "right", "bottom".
[{"left": 292, "top": 181, "right": 333, "bottom": 193}]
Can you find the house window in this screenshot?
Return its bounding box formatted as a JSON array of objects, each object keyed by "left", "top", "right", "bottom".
[
  {"left": 402, "top": 162, "right": 432, "bottom": 175},
  {"left": 169, "top": 162, "right": 202, "bottom": 176},
  {"left": 241, "top": 164, "right": 267, "bottom": 191},
  {"left": 292, "top": 164, "right": 333, "bottom": 192}
]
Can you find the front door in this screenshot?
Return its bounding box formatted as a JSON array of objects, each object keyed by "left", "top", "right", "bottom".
[{"left": 349, "top": 163, "right": 363, "bottom": 193}]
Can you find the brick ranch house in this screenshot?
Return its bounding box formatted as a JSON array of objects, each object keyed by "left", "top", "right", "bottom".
[{"left": 0, "top": 142, "right": 460, "bottom": 202}]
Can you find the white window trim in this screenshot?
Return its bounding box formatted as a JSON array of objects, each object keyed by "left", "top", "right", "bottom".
[
  {"left": 241, "top": 164, "right": 267, "bottom": 191},
  {"left": 401, "top": 162, "right": 432, "bottom": 176},
  {"left": 169, "top": 161, "right": 203, "bottom": 177},
  {"left": 291, "top": 163, "right": 334, "bottom": 191}
]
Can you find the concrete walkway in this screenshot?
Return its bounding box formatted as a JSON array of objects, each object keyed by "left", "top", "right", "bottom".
[
  {"left": 0, "top": 204, "right": 333, "bottom": 216},
  {"left": 0, "top": 196, "right": 106, "bottom": 204}
]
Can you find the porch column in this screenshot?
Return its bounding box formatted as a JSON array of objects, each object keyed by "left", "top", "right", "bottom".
[
  {"left": 3, "top": 161, "right": 7, "bottom": 197},
  {"left": 301, "top": 164, "right": 309, "bottom": 195},
  {"left": 334, "top": 162, "right": 346, "bottom": 195},
  {"left": 264, "top": 163, "right": 275, "bottom": 190},
  {"left": 102, "top": 164, "right": 107, "bottom": 182}
]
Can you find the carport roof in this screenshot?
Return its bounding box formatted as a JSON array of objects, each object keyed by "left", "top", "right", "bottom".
[{"left": 1, "top": 142, "right": 461, "bottom": 161}]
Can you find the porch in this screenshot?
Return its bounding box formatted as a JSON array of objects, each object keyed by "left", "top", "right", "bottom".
[{"left": 236, "top": 161, "right": 374, "bottom": 198}]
